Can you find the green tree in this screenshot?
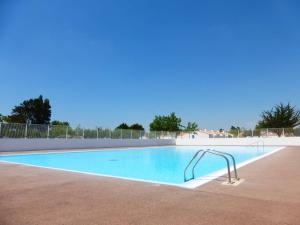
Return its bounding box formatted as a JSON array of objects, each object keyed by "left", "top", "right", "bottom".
[
  {"left": 256, "top": 103, "right": 300, "bottom": 129},
  {"left": 116, "top": 123, "right": 130, "bottom": 129},
  {"left": 149, "top": 112, "right": 182, "bottom": 131},
  {"left": 185, "top": 122, "right": 198, "bottom": 132},
  {"left": 229, "top": 126, "right": 240, "bottom": 137},
  {"left": 51, "top": 120, "right": 69, "bottom": 126},
  {"left": 7, "top": 95, "right": 51, "bottom": 124},
  {"left": 130, "top": 123, "right": 144, "bottom": 130}
]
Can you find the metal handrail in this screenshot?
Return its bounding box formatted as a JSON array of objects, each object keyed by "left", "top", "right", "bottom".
[
  {"left": 183, "top": 149, "right": 205, "bottom": 181},
  {"left": 208, "top": 149, "right": 238, "bottom": 180},
  {"left": 184, "top": 149, "right": 239, "bottom": 183}
]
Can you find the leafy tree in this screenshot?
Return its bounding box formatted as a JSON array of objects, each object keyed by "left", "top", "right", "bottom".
[
  {"left": 130, "top": 123, "right": 144, "bottom": 130},
  {"left": 256, "top": 103, "right": 300, "bottom": 129},
  {"left": 149, "top": 112, "right": 182, "bottom": 131},
  {"left": 116, "top": 123, "right": 130, "bottom": 130},
  {"left": 7, "top": 95, "right": 51, "bottom": 124},
  {"left": 229, "top": 126, "right": 241, "bottom": 137},
  {"left": 185, "top": 122, "right": 198, "bottom": 132},
  {"left": 51, "top": 120, "right": 69, "bottom": 126}
]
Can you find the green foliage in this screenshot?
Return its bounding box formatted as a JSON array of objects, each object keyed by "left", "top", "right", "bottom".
[
  {"left": 115, "top": 123, "right": 144, "bottom": 130},
  {"left": 256, "top": 103, "right": 300, "bottom": 129},
  {"left": 185, "top": 122, "right": 198, "bottom": 132},
  {"left": 51, "top": 120, "right": 69, "bottom": 126},
  {"left": 229, "top": 126, "right": 240, "bottom": 137},
  {"left": 7, "top": 95, "right": 51, "bottom": 124},
  {"left": 149, "top": 112, "right": 182, "bottom": 131},
  {"left": 130, "top": 123, "right": 144, "bottom": 130},
  {"left": 116, "top": 123, "right": 130, "bottom": 129}
]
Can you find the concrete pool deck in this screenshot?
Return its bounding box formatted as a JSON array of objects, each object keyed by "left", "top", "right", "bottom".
[{"left": 0, "top": 147, "right": 299, "bottom": 225}]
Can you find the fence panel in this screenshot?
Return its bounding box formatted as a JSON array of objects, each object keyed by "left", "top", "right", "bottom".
[
  {"left": 67, "top": 127, "right": 84, "bottom": 139},
  {"left": 0, "top": 123, "right": 26, "bottom": 138},
  {"left": 82, "top": 128, "right": 97, "bottom": 138},
  {"left": 27, "top": 124, "right": 48, "bottom": 138},
  {"left": 48, "top": 125, "right": 68, "bottom": 138},
  {"left": 121, "top": 129, "right": 131, "bottom": 139},
  {"left": 111, "top": 129, "right": 122, "bottom": 139},
  {"left": 132, "top": 130, "right": 142, "bottom": 139},
  {"left": 97, "top": 128, "right": 111, "bottom": 138},
  {"left": 294, "top": 127, "right": 300, "bottom": 136},
  {"left": 2, "top": 122, "right": 298, "bottom": 139}
]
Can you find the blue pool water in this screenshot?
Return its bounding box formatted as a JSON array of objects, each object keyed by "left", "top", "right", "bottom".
[{"left": 0, "top": 146, "right": 279, "bottom": 186}]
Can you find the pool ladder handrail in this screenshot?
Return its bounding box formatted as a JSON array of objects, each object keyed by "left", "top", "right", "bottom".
[
  {"left": 184, "top": 149, "right": 239, "bottom": 183},
  {"left": 249, "top": 140, "right": 265, "bottom": 150}
]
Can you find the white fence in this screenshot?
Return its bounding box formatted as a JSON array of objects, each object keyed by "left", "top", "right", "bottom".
[
  {"left": 0, "top": 123, "right": 176, "bottom": 140},
  {"left": 177, "top": 128, "right": 300, "bottom": 139},
  {"left": 1, "top": 123, "right": 299, "bottom": 140}
]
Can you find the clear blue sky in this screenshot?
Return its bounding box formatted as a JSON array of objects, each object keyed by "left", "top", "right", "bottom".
[{"left": 0, "top": 0, "right": 300, "bottom": 130}]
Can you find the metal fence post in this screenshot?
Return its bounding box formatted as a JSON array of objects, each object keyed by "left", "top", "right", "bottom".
[
  {"left": 267, "top": 128, "right": 269, "bottom": 137},
  {"left": 121, "top": 129, "right": 123, "bottom": 139},
  {"left": 0, "top": 122, "right": 2, "bottom": 138},
  {"left": 252, "top": 129, "right": 253, "bottom": 137},
  {"left": 282, "top": 128, "right": 285, "bottom": 137},
  {"left": 96, "top": 127, "right": 99, "bottom": 140},
  {"left": 237, "top": 129, "right": 239, "bottom": 138},
  {"left": 24, "top": 124, "right": 28, "bottom": 139},
  {"left": 83, "top": 128, "right": 85, "bottom": 139},
  {"left": 140, "top": 130, "right": 142, "bottom": 139},
  {"left": 66, "top": 126, "right": 68, "bottom": 140},
  {"left": 47, "top": 125, "right": 50, "bottom": 139},
  {"left": 130, "top": 129, "right": 133, "bottom": 139}
]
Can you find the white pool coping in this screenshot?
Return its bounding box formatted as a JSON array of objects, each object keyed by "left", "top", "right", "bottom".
[{"left": 0, "top": 146, "right": 286, "bottom": 189}]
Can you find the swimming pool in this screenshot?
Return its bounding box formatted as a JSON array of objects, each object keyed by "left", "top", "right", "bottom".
[{"left": 0, "top": 146, "right": 283, "bottom": 188}]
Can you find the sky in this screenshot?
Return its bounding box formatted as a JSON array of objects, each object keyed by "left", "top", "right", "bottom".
[{"left": 0, "top": 0, "right": 300, "bottom": 130}]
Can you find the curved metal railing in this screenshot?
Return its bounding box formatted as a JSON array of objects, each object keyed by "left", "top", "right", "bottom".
[{"left": 184, "top": 149, "right": 239, "bottom": 183}]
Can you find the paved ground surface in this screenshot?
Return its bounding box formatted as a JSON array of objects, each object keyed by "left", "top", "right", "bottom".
[{"left": 0, "top": 147, "right": 299, "bottom": 225}]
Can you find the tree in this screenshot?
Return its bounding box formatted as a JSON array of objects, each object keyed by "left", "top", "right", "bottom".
[
  {"left": 116, "top": 123, "right": 130, "bottom": 130},
  {"left": 149, "top": 112, "right": 182, "bottom": 131},
  {"left": 7, "top": 95, "right": 51, "bottom": 124},
  {"left": 51, "top": 120, "right": 69, "bottom": 126},
  {"left": 115, "top": 123, "right": 144, "bottom": 130},
  {"left": 130, "top": 123, "right": 145, "bottom": 130},
  {"left": 256, "top": 103, "right": 300, "bottom": 129},
  {"left": 185, "top": 122, "right": 198, "bottom": 132},
  {"left": 229, "top": 126, "right": 241, "bottom": 137}
]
